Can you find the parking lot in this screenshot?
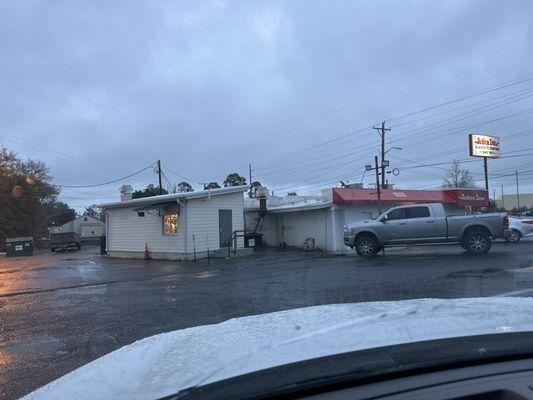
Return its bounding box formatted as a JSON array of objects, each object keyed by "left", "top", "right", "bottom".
[{"left": 2, "top": 241, "right": 533, "bottom": 399}]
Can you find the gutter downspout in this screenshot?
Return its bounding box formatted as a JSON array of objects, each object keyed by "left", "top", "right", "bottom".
[
  {"left": 177, "top": 198, "right": 187, "bottom": 254},
  {"left": 105, "top": 210, "right": 110, "bottom": 253},
  {"left": 330, "top": 205, "right": 337, "bottom": 252}
]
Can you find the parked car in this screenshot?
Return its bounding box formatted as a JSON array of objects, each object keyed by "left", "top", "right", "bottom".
[
  {"left": 505, "top": 217, "right": 533, "bottom": 243},
  {"left": 343, "top": 203, "right": 511, "bottom": 257},
  {"left": 49, "top": 232, "right": 81, "bottom": 252}
]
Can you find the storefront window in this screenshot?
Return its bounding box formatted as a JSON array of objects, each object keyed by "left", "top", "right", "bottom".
[{"left": 163, "top": 214, "right": 178, "bottom": 234}]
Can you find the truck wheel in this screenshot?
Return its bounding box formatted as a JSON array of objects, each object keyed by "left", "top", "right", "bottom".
[
  {"left": 506, "top": 229, "right": 521, "bottom": 243},
  {"left": 463, "top": 230, "right": 492, "bottom": 255},
  {"left": 355, "top": 236, "right": 379, "bottom": 258}
]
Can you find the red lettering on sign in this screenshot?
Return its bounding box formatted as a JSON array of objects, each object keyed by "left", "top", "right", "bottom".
[{"left": 475, "top": 137, "right": 499, "bottom": 147}]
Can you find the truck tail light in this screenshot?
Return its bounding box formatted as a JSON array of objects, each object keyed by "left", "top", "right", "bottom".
[
  {"left": 503, "top": 215, "right": 509, "bottom": 227},
  {"left": 522, "top": 220, "right": 533, "bottom": 225}
]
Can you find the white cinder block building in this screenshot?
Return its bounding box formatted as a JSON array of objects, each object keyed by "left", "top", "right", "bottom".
[{"left": 100, "top": 186, "right": 247, "bottom": 260}]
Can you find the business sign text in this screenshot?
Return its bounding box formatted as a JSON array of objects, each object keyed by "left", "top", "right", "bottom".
[{"left": 469, "top": 134, "right": 500, "bottom": 158}]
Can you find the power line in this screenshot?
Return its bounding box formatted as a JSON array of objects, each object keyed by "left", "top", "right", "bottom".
[
  {"left": 264, "top": 109, "right": 533, "bottom": 188},
  {"left": 386, "top": 75, "right": 533, "bottom": 123},
  {"left": 256, "top": 75, "right": 533, "bottom": 168},
  {"left": 164, "top": 165, "right": 205, "bottom": 185},
  {"left": 395, "top": 129, "right": 533, "bottom": 168},
  {"left": 256, "top": 95, "right": 533, "bottom": 179},
  {"left": 160, "top": 170, "right": 174, "bottom": 192},
  {"left": 0, "top": 128, "right": 128, "bottom": 177},
  {"left": 57, "top": 163, "right": 155, "bottom": 188}
]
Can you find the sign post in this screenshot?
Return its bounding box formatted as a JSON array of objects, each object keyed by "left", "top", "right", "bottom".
[
  {"left": 469, "top": 134, "right": 500, "bottom": 198},
  {"left": 483, "top": 157, "right": 488, "bottom": 192}
]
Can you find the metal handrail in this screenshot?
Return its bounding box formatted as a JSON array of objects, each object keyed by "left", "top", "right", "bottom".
[{"left": 228, "top": 229, "right": 257, "bottom": 256}]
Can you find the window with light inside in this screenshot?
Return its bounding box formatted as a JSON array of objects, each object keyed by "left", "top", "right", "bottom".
[{"left": 163, "top": 214, "right": 178, "bottom": 234}]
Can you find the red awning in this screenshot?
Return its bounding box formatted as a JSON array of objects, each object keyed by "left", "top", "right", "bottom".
[
  {"left": 443, "top": 189, "right": 489, "bottom": 207},
  {"left": 332, "top": 188, "right": 455, "bottom": 204},
  {"left": 332, "top": 188, "right": 489, "bottom": 207}
]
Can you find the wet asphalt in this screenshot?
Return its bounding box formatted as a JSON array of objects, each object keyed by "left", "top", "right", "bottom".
[{"left": 1, "top": 241, "right": 533, "bottom": 399}]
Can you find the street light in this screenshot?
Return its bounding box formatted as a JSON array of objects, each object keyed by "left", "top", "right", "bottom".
[{"left": 384, "top": 146, "right": 402, "bottom": 155}]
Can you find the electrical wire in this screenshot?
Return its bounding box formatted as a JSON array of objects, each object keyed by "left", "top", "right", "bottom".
[
  {"left": 57, "top": 163, "right": 155, "bottom": 188},
  {"left": 255, "top": 75, "right": 533, "bottom": 169},
  {"left": 163, "top": 165, "right": 205, "bottom": 185}
]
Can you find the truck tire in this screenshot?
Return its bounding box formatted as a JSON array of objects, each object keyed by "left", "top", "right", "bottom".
[
  {"left": 463, "top": 230, "right": 492, "bottom": 255},
  {"left": 505, "top": 229, "right": 521, "bottom": 243},
  {"left": 355, "top": 236, "right": 379, "bottom": 258}
]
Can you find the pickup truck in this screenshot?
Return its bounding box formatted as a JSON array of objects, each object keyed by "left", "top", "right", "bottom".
[
  {"left": 343, "top": 203, "right": 511, "bottom": 257},
  {"left": 49, "top": 232, "right": 81, "bottom": 252}
]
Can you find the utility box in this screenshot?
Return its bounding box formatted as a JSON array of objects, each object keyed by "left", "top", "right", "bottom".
[{"left": 5, "top": 237, "right": 34, "bottom": 257}]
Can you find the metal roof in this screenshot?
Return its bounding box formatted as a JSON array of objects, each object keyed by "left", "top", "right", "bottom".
[
  {"left": 98, "top": 185, "right": 249, "bottom": 209},
  {"left": 267, "top": 201, "right": 333, "bottom": 213}
]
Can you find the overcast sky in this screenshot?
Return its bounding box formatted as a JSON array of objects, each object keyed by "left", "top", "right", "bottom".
[{"left": 1, "top": 0, "right": 532, "bottom": 209}]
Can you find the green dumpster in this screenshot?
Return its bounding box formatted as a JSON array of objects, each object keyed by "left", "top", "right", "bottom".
[{"left": 5, "top": 237, "right": 34, "bottom": 257}]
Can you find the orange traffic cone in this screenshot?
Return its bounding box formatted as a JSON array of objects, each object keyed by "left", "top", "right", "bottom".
[{"left": 144, "top": 243, "right": 150, "bottom": 260}]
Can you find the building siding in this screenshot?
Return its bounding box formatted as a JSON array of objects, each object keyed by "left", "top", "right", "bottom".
[
  {"left": 107, "top": 206, "right": 184, "bottom": 253},
  {"left": 105, "top": 190, "right": 246, "bottom": 258},
  {"left": 272, "top": 209, "right": 332, "bottom": 251},
  {"left": 186, "top": 191, "right": 245, "bottom": 251},
  {"left": 497, "top": 194, "right": 533, "bottom": 210},
  {"left": 51, "top": 215, "right": 105, "bottom": 237}
]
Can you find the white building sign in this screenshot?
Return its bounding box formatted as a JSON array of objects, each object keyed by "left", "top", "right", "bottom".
[{"left": 469, "top": 134, "right": 500, "bottom": 158}]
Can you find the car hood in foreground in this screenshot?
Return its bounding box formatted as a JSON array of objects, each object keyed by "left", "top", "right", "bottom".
[{"left": 24, "top": 297, "right": 533, "bottom": 400}]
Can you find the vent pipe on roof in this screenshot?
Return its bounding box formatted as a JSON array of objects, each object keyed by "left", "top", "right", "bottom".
[
  {"left": 257, "top": 187, "right": 269, "bottom": 213},
  {"left": 119, "top": 185, "right": 133, "bottom": 202}
]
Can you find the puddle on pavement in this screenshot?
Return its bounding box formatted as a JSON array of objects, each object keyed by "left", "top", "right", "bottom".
[
  {"left": 446, "top": 268, "right": 509, "bottom": 278},
  {"left": 193, "top": 271, "right": 217, "bottom": 279},
  {"left": 0, "top": 335, "right": 64, "bottom": 363},
  {"left": 0, "top": 348, "right": 14, "bottom": 366}
]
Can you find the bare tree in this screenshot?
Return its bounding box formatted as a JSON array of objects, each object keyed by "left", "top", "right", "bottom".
[{"left": 443, "top": 160, "right": 475, "bottom": 188}]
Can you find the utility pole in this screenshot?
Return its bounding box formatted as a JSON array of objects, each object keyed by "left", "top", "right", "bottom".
[
  {"left": 373, "top": 121, "right": 391, "bottom": 189},
  {"left": 157, "top": 159, "right": 163, "bottom": 195},
  {"left": 375, "top": 155, "right": 382, "bottom": 214},
  {"left": 248, "top": 163, "right": 253, "bottom": 197},
  {"left": 501, "top": 185, "right": 505, "bottom": 210},
  {"left": 516, "top": 170, "right": 520, "bottom": 210}
]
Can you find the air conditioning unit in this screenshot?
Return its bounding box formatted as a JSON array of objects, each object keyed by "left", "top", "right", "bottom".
[
  {"left": 345, "top": 183, "right": 364, "bottom": 189},
  {"left": 303, "top": 238, "right": 315, "bottom": 251}
]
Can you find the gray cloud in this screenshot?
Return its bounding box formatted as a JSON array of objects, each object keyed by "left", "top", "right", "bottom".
[{"left": 1, "top": 0, "right": 532, "bottom": 208}]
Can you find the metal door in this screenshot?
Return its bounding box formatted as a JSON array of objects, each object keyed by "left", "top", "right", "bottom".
[{"left": 219, "top": 209, "right": 233, "bottom": 248}]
